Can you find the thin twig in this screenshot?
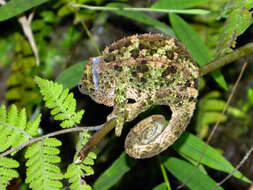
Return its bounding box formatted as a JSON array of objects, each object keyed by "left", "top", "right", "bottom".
[
  {"left": 211, "top": 146, "right": 253, "bottom": 190},
  {"left": 177, "top": 60, "right": 248, "bottom": 189},
  {"left": 75, "top": 118, "right": 117, "bottom": 163},
  {"left": 0, "top": 125, "right": 102, "bottom": 157}
]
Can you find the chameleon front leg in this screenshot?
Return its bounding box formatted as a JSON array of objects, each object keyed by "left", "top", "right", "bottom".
[
  {"left": 125, "top": 101, "right": 151, "bottom": 121},
  {"left": 107, "top": 84, "right": 128, "bottom": 136}
]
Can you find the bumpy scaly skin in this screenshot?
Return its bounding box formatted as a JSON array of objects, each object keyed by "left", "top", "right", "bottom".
[{"left": 79, "top": 34, "right": 199, "bottom": 159}]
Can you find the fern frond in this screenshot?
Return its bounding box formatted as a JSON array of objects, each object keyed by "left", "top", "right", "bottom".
[
  {"left": 35, "top": 76, "right": 84, "bottom": 128},
  {"left": 0, "top": 104, "right": 41, "bottom": 153},
  {"left": 0, "top": 104, "right": 41, "bottom": 188},
  {"left": 65, "top": 162, "right": 92, "bottom": 190},
  {"left": 0, "top": 157, "right": 19, "bottom": 189},
  {"left": 25, "top": 137, "right": 64, "bottom": 190},
  {"left": 65, "top": 131, "right": 96, "bottom": 190}
]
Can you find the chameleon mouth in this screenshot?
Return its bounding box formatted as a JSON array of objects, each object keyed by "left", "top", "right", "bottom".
[{"left": 78, "top": 82, "right": 89, "bottom": 95}]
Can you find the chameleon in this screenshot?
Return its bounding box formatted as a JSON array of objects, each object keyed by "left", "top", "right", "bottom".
[{"left": 79, "top": 33, "right": 199, "bottom": 159}]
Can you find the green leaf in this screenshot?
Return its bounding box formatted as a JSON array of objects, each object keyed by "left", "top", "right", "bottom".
[
  {"left": 57, "top": 4, "right": 72, "bottom": 17},
  {"left": 169, "top": 13, "right": 228, "bottom": 90},
  {"left": 203, "top": 99, "right": 226, "bottom": 111},
  {"left": 202, "top": 112, "right": 226, "bottom": 124},
  {"left": 65, "top": 163, "right": 92, "bottom": 190},
  {"left": 152, "top": 183, "right": 167, "bottom": 190},
  {"left": 35, "top": 76, "right": 85, "bottom": 128},
  {"left": 94, "top": 152, "right": 136, "bottom": 190},
  {"left": 164, "top": 157, "right": 224, "bottom": 190},
  {"left": 56, "top": 61, "right": 87, "bottom": 89},
  {"left": 0, "top": 157, "right": 19, "bottom": 168},
  {"left": 216, "top": 7, "right": 253, "bottom": 56},
  {"left": 107, "top": 3, "right": 175, "bottom": 37},
  {"left": 65, "top": 130, "right": 96, "bottom": 190},
  {"left": 152, "top": 0, "right": 209, "bottom": 9},
  {"left": 0, "top": 157, "right": 19, "bottom": 189},
  {"left": 247, "top": 88, "right": 253, "bottom": 105},
  {"left": 40, "top": 10, "right": 57, "bottom": 23},
  {"left": 0, "top": 104, "right": 40, "bottom": 153},
  {"left": 0, "top": 0, "right": 51, "bottom": 22},
  {"left": 25, "top": 137, "right": 64, "bottom": 190},
  {"left": 172, "top": 132, "right": 252, "bottom": 183}
]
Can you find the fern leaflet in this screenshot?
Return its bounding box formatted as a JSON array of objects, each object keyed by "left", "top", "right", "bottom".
[
  {"left": 0, "top": 157, "right": 19, "bottom": 189},
  {"left": 0, "top": 104, "right": 41, "bottom": 189},
  {"left": 25, "top": 137, "right": 64, "bottom": 190},
  {"left": 0, "top": 104, "right": 41, "bottom": 152},
  {"left": 35, "top": 76, "right": 84, "bottom": 128},
  {"left": 65, "top": 131, "right": 96, "bottom": 190}
]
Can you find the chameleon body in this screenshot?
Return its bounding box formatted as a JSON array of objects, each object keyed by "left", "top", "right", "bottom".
[{"left": 79, "top": 34, "right": 199, "bottom": 158}]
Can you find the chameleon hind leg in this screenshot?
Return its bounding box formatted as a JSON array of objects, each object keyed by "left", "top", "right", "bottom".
[
  {"left": 124, "top": 89, "right": 198, "bottom": 158},
  {"left": 125, "top": 101, "right": 151, "bottom": 121},
  {"left": 107, "top": 100, "right": 151, "bottom": 136}
]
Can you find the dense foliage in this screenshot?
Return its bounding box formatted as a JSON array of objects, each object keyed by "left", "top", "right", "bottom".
[{"left": 0, "top": 0, "right": 252, "bottom": 189}]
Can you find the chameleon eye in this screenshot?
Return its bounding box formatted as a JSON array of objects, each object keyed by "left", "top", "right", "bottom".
[{"left": 78, "top": 82, "right": 88, "bottom": 95}]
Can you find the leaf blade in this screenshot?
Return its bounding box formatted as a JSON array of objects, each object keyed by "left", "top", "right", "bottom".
[
  {"left": 56, "top": 61, "right": 87, "bottom": 89},
  {"left": 152, "top": 0, "right": 209, "bottom": 9},
  {"left": 169, "top": 13, "right": 228, "bottom": 90},
  {"left": 164, "top": 157, "right": 224, "bottom": 190},
  {"left": 107, "top": 2, "right": 175, "bottom": 37},
  {"left": 172, "top": 132, "right": 251, "bottom": 183},
  {"left": 94, "top": 152, "right": 136, "bottom": 190},
  {"left": 0, "top": 0, "right": 51, "bottom": 22}
]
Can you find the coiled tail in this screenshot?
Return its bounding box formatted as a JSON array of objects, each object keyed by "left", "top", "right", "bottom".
[{"left": 125, "top": 105, "right": 194, "bottom": 158}]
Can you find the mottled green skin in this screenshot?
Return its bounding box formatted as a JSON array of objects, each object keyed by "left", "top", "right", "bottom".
[{"left": 79, "top": 34, "right": 199, "bottom": 158}]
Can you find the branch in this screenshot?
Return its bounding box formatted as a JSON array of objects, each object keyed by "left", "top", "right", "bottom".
[
  {"left": 75, "top": 118, "right": 117, "bottom": 163},
  {"left": 199, "top": 42, "right": 253, "bottom": 76},
  {"left": 0, "top": 125, "right": 102, "bottom": 157}
]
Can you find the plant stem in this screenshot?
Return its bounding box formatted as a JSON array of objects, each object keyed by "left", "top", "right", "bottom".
[
  {"left": 75, "top": 118, "right": 117, "bottom": 164},
  {"left": 199, "top": 42, "right": 253, "bottom": 76},
  {"left": 0, "top": 125, "right": 102, "bottom": 157},
  {"left": 212, "top": 146, "right": 253, "bottom": 190},
  {"left": 158, "top": 156, "right": 171, "bottom": 190},
  {"left": 70, "top": 4, "right": 101, "bottom": 56},
  {"left": 70, "top": 3, "right": 209, "bottom": 15}
]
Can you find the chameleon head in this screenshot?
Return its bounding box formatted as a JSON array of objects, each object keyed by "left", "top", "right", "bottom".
[
  {"left": 78, "top": 57, "right": 114, "bottom": 106},
  {"left": 78, "top": 59, "right": 95, "bottom": 96}
]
